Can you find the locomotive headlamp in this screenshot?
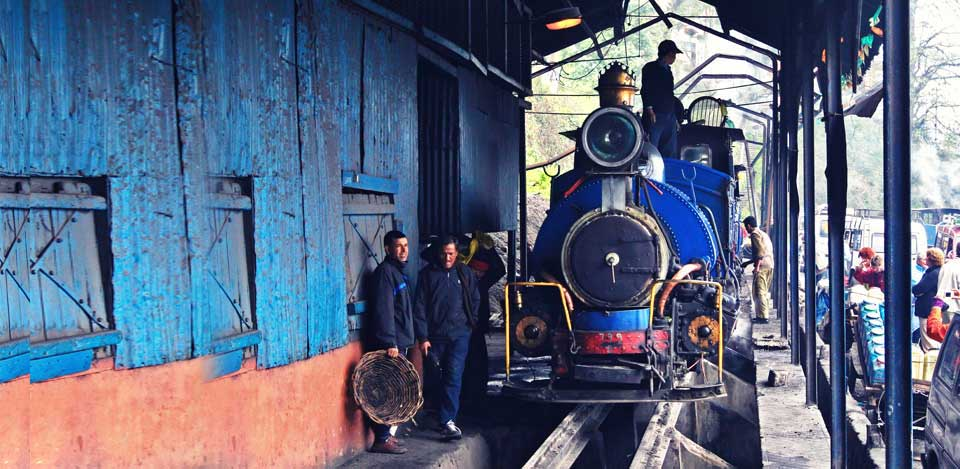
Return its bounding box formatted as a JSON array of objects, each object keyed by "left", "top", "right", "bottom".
[{"left": 580, "top": 106, "right": 644, "bottom": 169}]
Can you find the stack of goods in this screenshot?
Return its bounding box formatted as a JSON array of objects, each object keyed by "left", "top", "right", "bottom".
[
  {"left": 857, "top": 301, "right": 886, "bottom": 386},
  {"left": 911, "top": 344, "right": 940, "bottom": 382}
]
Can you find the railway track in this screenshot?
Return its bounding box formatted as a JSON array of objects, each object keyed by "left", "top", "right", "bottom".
[{"left": 522, "top": 400, "right": 740, "bottom": 469}]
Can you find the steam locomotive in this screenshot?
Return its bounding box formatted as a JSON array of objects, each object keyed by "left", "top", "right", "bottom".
[{"left": 503, "top": 63, "right": 752, "bottom": 403}]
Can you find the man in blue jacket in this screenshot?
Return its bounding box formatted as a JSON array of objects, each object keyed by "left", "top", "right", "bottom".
[
  {"left": 414, "top": 235, "right": 481, "bottom": 441},
  {"left": 641, "top": 39, "right": 684, "bottom": 158},
  {"left": 367, "top": 230, "right": 413, "bottom": 454}
]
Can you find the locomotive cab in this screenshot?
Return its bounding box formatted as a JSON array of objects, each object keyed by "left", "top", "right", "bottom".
[{"left": 503, "top": 63, "right": 747, "bottom": 403}]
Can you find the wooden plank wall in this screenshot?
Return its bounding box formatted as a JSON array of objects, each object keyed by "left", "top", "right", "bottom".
[
  {"left": 458, "top": 67, "right": 520, "bottom": 233},
  {"left": 2, "top": 0, "right": 521, "bottom": 370},
  {"left": 297, "top": 0, "right": 360, "bottom": 353},
  {"left": 0, "top": 0, "right": 27, "bottom": 172},
  {"left": 362, "top": 18, "right": 420, "bottom": 277}
]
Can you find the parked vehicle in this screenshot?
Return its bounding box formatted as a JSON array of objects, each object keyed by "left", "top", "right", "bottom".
[
  {"left": 935, "top": 219, "right": 960, "bottom": 259},
  {"left": 923, "top": 313, "right": 960, "bottom": 469},
  {"left": 843, "top": 213, "right": 928, "bottom": 272},
  {"left": 914, "top": 208, "right": 960, "bottom": 248}
]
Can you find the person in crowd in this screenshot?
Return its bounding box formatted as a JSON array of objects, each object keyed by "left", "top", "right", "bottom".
[
  {"left": 641, "top": 40, "right": 683, "bottom": 158},
  {"left": 914, "top": 248, "right": 946, "bottom": 348},
  {"left": 741, "top": 216, "right": 774, "bottom": 323},
  {"left": 939, "top": 258, "right": 960, "bottom": 313},
  {"left": 914, "top": 253, "right": 928, "bottom": 284},
  {"left": 414, "top": 235, "right": 481, "bottom": 441},
  {"left": 459, "top": 231, "right": 506, "bottom": 405},
  {"left": 912, "top": 254, "right": 928, "bottom": 342},
  {"left": 850, "top": 247, "right": 875, "bottom": 285},
  {"left": 852, "top": 251, "right": 885, "bottom": 291},
  {"left": 926, "top": 294, "right": 959, "bottom": 343},
  {"left": 366, "top": 230, "right": 414, "bottom": 454}
]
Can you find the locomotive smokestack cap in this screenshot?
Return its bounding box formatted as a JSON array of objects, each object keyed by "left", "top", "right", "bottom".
[{"left": 595, "top": 62, "right": 638, "bottom": 107}]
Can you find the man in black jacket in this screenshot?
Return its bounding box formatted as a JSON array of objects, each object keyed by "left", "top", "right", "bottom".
[
  {"left": 641, "top": 40, "right": 683, "bottom": 159},
  {"left": 414, "top": 235, "right": 481, "bottom": 441},
  {"left": 461, "top": 232, "right": 506, "bottom": 405},
  {"left": 366, "top": 230, "right": 413, "bottom": 454}
]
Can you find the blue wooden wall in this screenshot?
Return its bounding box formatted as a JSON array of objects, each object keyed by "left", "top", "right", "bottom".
[
  {"left": 459, "top": 67, "right": 520, "bottom": 232},
  {"left": 0, "top": 0, "right": 27, "bottom": 168},
  {"left": 297, "top": 0, "right": 360, "bottom": 353},
  {"left": 2, "top": 0, "right": 522, "bottom": 372},
  {"left": 361, "top": 18, "right": 421, "bottom": 276}
]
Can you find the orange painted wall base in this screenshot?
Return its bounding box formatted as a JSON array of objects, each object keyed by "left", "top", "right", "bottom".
[
  {"left": 17, "top": 342, "right": 369, "bottom": 467},
  {"left": 1, "top": 377, "right": 29, "bottom": 467}
]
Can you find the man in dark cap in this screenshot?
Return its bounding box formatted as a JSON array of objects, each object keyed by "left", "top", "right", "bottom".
[
  {"left": 414, "top": 235, "right": 481, "bottom": 441},
  {"left": 641, "top": 39, "right": 684, "bottom": 158}
]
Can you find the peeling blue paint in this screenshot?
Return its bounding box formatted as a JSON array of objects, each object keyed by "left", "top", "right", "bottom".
[
  {"left": 110, "top": 176, "right": 192, "bottom": 368},
  {"left": 0, "top": 0, "right": 27, "bottom": 173},
  {"left": 362, "top": 19, "right": 420, "bottom": 282},
  {"left": 8, "top": 0, "right": 523, "bottom": 377},
  {"left": 297, "top": 0, "right": 358, "bottom": 354},
  {"left": 26, "top": 1, "right": 178, "bottom": 177}
]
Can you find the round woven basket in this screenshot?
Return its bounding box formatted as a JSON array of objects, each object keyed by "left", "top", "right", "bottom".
[{"left": 352, "top": 350, "right": 423, "bottom": 425}]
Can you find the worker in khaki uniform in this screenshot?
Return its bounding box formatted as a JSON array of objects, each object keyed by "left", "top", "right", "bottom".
[{"left": 741, "top": 216, "right": 774, "bottom": 323}]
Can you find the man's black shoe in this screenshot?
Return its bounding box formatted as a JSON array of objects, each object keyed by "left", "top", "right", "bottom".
[
  {"left": 753, "top": 317, "right": 769, "bottom": 324},
  {"left": 370, "top": 438, "right": 407, "bottom": 454}
]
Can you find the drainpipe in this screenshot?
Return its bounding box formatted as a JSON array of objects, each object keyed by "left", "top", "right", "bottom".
[
  {"left": 803, "top": 50, "right": 818, "bottom": 405},
  {"left": 790, "top": 116, "right": 800, "bottom": 366},
  {"left": 825, "top": 2, "right": 849, "bottom": 466},
  {"left": 883, "top": 0, "right": 912, "bottom": 465}
]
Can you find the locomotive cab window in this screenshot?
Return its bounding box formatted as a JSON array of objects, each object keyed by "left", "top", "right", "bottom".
[{"left": 680, "top": 144, "right": 713, "bottom": 166}]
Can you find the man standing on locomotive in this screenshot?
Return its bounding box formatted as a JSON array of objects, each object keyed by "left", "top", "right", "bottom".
[
  {"left": 414, "top": 235, "right": 481, "bottom": 441},
  {"left": 641, "top": 39, "right": 684, "bottom": 159},
  {"left": 366, "top": 230, "right": 414, "bottom": 454},
  {"left": 742, "top": 216, "right": 775, "bottom": 323}
]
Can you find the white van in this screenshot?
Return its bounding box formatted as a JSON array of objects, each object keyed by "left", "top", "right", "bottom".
[{"left": 844, "top": 214, "right": 928, "bottom": 270}]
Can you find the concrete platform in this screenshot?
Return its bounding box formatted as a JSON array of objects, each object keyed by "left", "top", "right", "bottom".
[
  {"left": 335, "top": 333, "right": 571, "bottom": 469},
  {"left": 336, "top": 420, "right": 491, "bottom": 469},
  {"left": 753, "top": 320, "right": 831, "bottom": 468}
]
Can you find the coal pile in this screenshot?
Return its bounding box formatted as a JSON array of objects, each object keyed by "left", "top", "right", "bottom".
[{"left": 487, "top": 193, "right": 549, "bottom": 328}]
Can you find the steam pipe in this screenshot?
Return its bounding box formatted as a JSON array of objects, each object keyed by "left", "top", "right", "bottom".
[{"left": 657, "top": 263, "right": 703, "bottom": 316}]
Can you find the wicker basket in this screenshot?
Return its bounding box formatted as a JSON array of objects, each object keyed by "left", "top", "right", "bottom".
[{"left": 352, "top": 350, "right": 423, "bottom": 425}]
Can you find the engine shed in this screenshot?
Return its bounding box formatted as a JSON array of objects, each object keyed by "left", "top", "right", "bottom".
[{"left": 1, "top": 0, "right": 922, "bottom": 467}]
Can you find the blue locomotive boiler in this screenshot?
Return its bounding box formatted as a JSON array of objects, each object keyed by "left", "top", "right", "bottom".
[{"left": 503, "top": 63, "right": 749, "bottom": 403}]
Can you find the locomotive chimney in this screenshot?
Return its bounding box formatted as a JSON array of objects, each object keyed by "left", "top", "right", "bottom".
[{"left": 595, "top": 62, "right": 638, "bottom": 107}]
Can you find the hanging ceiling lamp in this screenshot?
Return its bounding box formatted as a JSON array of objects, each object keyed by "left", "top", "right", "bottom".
[{"left": 543, "top": 7, "right": 582, "bottom": 30}]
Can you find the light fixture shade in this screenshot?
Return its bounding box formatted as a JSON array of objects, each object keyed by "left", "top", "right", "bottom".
[{"left": 543, "top": 7, "right": 582, "bottom": 31}]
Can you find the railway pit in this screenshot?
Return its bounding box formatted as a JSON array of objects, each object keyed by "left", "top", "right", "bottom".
[{"left": 339, "top": 310, "right": 787, "bottom": 468}]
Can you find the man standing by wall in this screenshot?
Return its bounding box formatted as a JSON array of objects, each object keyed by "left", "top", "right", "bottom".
[
  {"left": 641, "top": 40, "right": 684, "bottom": 159},
  {"left": 414, "top": 235, "right": 481, "bottom": 441},
  {"left": 366, "top": 230, "right": 414, "bottom": 454},
  {"left": 742, "top": 216, "right": 775, "bottom": 323}
]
